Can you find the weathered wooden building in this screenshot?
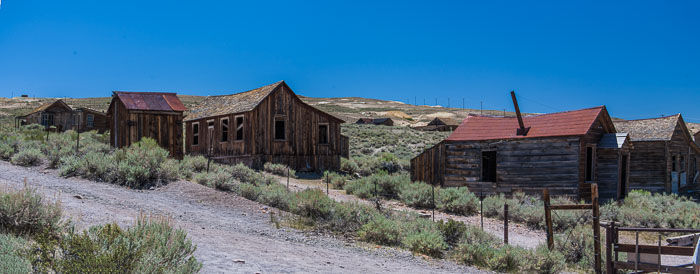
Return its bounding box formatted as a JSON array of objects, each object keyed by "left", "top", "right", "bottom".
[
  {"left": 411, "top": 105, "right": 633, "bottom": 200},
  {"left": 107, "top": 91, "right": 186, "bottom": 159},
  {"left": 419, "top": 117, "right": 460, "bottom": 131},
  {"left": 184, "top": 81, "right": 348, "bottom": 171},
  {"left": 614, "top": 114, "right": 700, "bottom": 194},
  {"left": 355, "top": 118, "right": 394, "bottom": 126},
  {"left": 15, "top": 100, "right": 108, "bottom": 133}
]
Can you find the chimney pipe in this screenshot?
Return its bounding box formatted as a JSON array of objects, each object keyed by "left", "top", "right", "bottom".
[{"left": 510, "top": 91, "right": 530, "bottom": 136}]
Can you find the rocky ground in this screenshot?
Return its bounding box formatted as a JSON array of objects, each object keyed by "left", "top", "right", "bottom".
[{"left": 0, "top": 160, "right": 487, "bottom": 274}]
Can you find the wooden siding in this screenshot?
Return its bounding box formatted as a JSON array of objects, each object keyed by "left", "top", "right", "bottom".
[
  {"left": 75, "top": 110, "right": 108, "bottom": 133},
  {"left": 340, "top": 135, "right": 350, "bottom": 159},
  {"left": 185, "top": 84, "right": 343, "bottom": 171},
  {"left": 108, "top": 99, "right": 184, "bottom": 159},
  {"left": 21, "top": 104, "right": 73, "bottom": 131},
  {"left": 410, "top": 141, "right": 445, "bottom": 186}
]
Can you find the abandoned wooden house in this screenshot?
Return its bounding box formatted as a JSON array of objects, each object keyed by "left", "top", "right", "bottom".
[
  {"left": 15, "top": 100, "right": 108, "bottom": 133},
  {"left": 107, "top": 91, "right": 186, "bottom": 159},
  {"left": 419, "top": 117, "right": 460, "bottom": 131},
  {"left": 355, "top": 118, "right": 394, "bottom": 126},
  {"left": 411, "top": 102, "right": 633, "bottom": 200},
  {"left": 613, "top": 114, "right": 700, "bottom": 194},
  {"left": 184, "top": 81, "right": 348, "bottom": 171}
]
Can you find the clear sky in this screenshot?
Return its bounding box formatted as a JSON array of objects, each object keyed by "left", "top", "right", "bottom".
[{"left": 1, "top": 1, "right": 698, "bottom": 121}]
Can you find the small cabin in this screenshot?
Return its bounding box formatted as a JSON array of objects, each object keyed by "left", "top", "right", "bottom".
[
  {"left": 15, "top": 100, "right": 108, "bottom": 133},
  {"left": 614, "top": 114, "right": 700, "bottom": 194},
  {"left": 107, "top": 91, "right": 186, "bottom": 159},
  {"left": 184, "top": 81, "right": 348, "bottom": 171},
  {"left": 422, "top": 117, "right": 460, "bottom": 131},
  {"left": 355, "top": 118, "right": 394, "bottom": 126},
  {"left": 411, "top": 105, "right": 633, "bottom": 200}
]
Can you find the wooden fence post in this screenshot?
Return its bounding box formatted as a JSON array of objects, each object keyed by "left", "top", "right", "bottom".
[
  {"left": 432, "top": 184, "right": 435, "bottom": 222},
  {"left": 605, "top": 222, "right": 614, "bottom": 274},
  {"left": 326, "top": 171, "right": 329, "bottom": 195},
  {"left": 286, "top": 167, "right": 290, "bottom": 190},
  {"left": 480, "top": 193, "right": 484, "bottom": 231},
  {"left": 504, "top": 203, "right": 509, "bottom": 245},
  {"left": 543, "top": 189, "right": 554, "bottom": 250},
  {"left": 592, "top": 183, "right": 601, "bottom": 274}
]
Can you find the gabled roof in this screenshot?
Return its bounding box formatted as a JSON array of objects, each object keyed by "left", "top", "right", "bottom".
[
  {"left": 112, "top": 91, "right": 186, "bottom": 112},
  {"left": 19, "top": 100, "right": 72, "bottom": 117},
  {"left": 428, "top": 117, "right": 460, "bottom": 126},
  {"left": 613, "top": 114, "right": 680, "bottom": 142},
  {"left": 447, "top": 106, "right": 608, "bottom": 141},
  {"left": 185, "top": 81, "right": 283, "bottom": 121},
  {"left": 598, "top": 133, "right": 631, "bottom": 149}
]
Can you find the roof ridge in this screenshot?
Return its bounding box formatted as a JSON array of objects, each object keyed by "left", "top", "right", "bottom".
[
  {"left": 208, "top": 80, "right": 284, "bottom": 98},
  {"left": 614, "top": 113, "right": 681, "bottom": 123},
  {"left": 113, "top": 91, "right": 178, "bottom": 95}
]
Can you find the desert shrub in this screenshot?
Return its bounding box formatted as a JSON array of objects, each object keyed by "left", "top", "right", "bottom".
[
  {"left": 553, "top": 224, "right": 600, "bottom": 269},
  {"left": 487, "top": 245, "right": 527, "bottom": 273},
  {"left": 112, "top": 138, "right": 169, "bottom": 188},
  {"left": 483, "top": 192, "right": 583, "bottom": 231},
  {"left": 344, "top": 178, "right": 376, "bottom": 199},
  {"left": 350, "top": 156, "right": 380, "bottom": 177},
  {"left": 264, "top": 162, "right": 295, "bottom": 177},
  {"left": 325, "top": 171, "right": 348, "bottom": 189},
  {"left": 180, "top": 155, "right": 208, "bottom": 178},
  {"left": 236, "top": 183, "right": 262, "bottom": 201},
  {"left": 437, "top": 187, "right": 479, "bottom": 216},
  {"left": 402, "top": 230, "right": 447, "bottom": 258},
  {"left": 291, "top": 189, "right": 335, "bottom": 221},
  {"left": 58, "top": 155, "right": 83, "bottom": 177},
  {"left": 39, "top": 216, "right": 200, "bottom": 273},
  {"left": 258, "top": 184, "right": 293, "bottom": 211},
  {"left": 42, "top": 132, "right": 75, "bottom": 168},
  {"left": 438, "top": 219, "right": 467, "bottom": 247},
  {"left": 398, "top": 181, "right": 434, "bottom": 208},
  {"left": 0, "top": 142, "right": 15, "bottom": 160},
  {"left": 0, "top": 233, "right": 32, "bottom": 273},
  {"left": 158, "top": 159, "right": 181, "bottom": 183},
  {"left": 326, "top": 202, "right": 378, "bottom": 233},
  {"left": 378, "top": 153, "right": 402, "bottom": 173},
  {"left": 230, "top": 163, "right": 276, "bottom": 186},
  {"left": 11, "top": 148, "right": 43, "bottom": 166},
  {"left": 524, "top": 245, "right": 566, "bottom": 274},
  {"left": 358, "top": 216, "right": 401, "bottom": 246},
  {"left": 340, "top": 157, "right": 359, "bottom": 175},
  {"left": 81, "top": 151, "right": 114, "bottom": 182},
  {"left": 451, "top": 242, "right": 494, "bottom": 268},
  {"left": 0, "top": 186, "right": 63, "bottom": 237},
  {"left": 601, "top": 190, "right": 700, "bottom": 229},
  {"left": 345, "top": 172, "right": 410, "bottom": 199}
]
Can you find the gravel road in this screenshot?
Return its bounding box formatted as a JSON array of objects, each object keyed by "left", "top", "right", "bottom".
[{"left": 0, "top": 161, "right": 486, "bottom": 274}]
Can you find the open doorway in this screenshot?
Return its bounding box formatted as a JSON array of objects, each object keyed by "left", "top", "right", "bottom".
[{"left": 482, "top": 151, "right": 497, "bottom": 182}]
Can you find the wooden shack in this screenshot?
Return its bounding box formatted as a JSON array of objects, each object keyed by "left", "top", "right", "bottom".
[
  {"left": 421, "top": 117, "right": 460, "bottom": 131},
  {"left": 355, "top": 118, "right": 394, "bottom": 126},
  {"left": 184, "top": 81, "right": 348, "bottom": 171},
  {"left": 411, "top": 104, "right": 633, "bottom": 200},
  {"left": 614, "top": 114, "right": 700, "bottom": 194},
  {"left": 107, "top": 91, "right": 186, "bottom": 159},
  {"left": 15, "top": 100, "right": 108, "bottom": 133}
]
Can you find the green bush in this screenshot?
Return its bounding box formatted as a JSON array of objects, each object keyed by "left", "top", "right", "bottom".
[
  {"left": 82, "top": 151, "right": 114, "bottom": 182},
  {"left": 451, "top": 241, "right": 494, "bottom": 268},
  {"left": 438, "top": 219, "right": 467, "bottom": 247},
  {"left": 325, "top": 171, "right": 348, "bottom": 189},
  {"left": 402, "top": 230, "right": 447, "bottom": 258},
  {"left": 0, "top": 185, "right": 64, "bottom": 237},
  {"left": 487, "top": 245, "right": 527, "bottom": 273},
  {"left": 326, "top": 202, "right": 378, "bottom": 233},
  {"left": 158, "top": 159, "right": 181, "bottom": 183},
  {"left": 345, "top": 172, "right": 410, "bottom": 199},
  {"left": 398, "top": 181, "right": 434, "bottom": 208},
  {"left": 230, "top": 163, "right": 276, "bottom": 186},
  {"left": 237, "top": 183, "right": 262, "bottom": 201},
  {"left": 0, "top": 142, "right": 15, "bottom": 160},
  {"left": 340, "top": 157, "right": 359, "bottom": 175},
  {"left": 181, "top": 155, "right": 208, "bottom": 177},
  {"left": 553, "top": 224, "right": 598, "bottom": 269},
  {"left": 601, "top": 190, "right": 700, "bottom": 229},
  {"left": 378, "top": 153, "right": 402, "bottom": 173},
  {"left": 524, "top": 245, "right": 566, "bottom": 274},
  {"left": 42, "top": 132, "right": 75, "bottom": 168},
  {"left": 291, "top": 189, "right": 335, "bottom": 221},
  {"left": 11, "top": 148, "right": 43, "bottom": 166},
  {"left": 0, "top": 233, "right": 32, "bottom": 273},
  {"left": 258, "top": 184, "right": 293, "bottom": 211},
  {"left": 112, "top": 138, "right": 170, "bottom": 188},
  {"left": 358, "top": 216, "right": 401, "bottom": 246},
  {"left": 437, "top": 187, "right": 479, "bottom": 216},
  {"left": 264, "top": 162, "right": 295, "bottom": 177}
]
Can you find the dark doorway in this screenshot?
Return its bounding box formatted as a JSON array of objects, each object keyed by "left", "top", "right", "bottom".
[
  {"left": 482, "top": 151, "right": 497, "bottom": 182},
  {"left": 619, "top": 154, "right": 628, "bottom": 199}
]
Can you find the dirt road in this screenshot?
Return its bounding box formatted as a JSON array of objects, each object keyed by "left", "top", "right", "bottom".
[{"left": 0, "top": 161, "right": 485, "bottom": 274}]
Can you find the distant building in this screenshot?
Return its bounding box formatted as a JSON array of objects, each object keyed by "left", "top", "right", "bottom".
[
  {"left": 15, "top": 100, "right": 108, "bottom": 133},
  {"left": 421, "top": 117, "right": 460, "bottom": 131},
  {"left": 614, "top": 114, "right": 700, "bottom": 194},
  {"left": 185, "top": 81, "right": 348, "bottom": 171},
  {"left": 355, "top": 118, "right": 394, "bottom": 126},
  {"left": 107, "top": 91, "right": 186, "bottom": 159},
  {"left": 411, "top": 106, "right": 632, "bottom": 200}
]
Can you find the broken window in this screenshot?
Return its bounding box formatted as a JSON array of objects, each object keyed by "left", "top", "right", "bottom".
[
  {"left": 87, "top": 114, "right": 94, "bottom": 128},
  {"left": 319, "top": 124, "right": 329, "bottom": 144},
  {"left": 482, "top": 151, "right": 497, "bottom": 182},
  {"left": 192, "top": 123, "right": 199, "bottom": 146},
  {"left": 221, "top": 118, "right": 229, "bottom": 142},
  {"left": 235, "top": 115, "right": 244, "bottom": 141},
  {"left": 275, "top": 117, "right": 285, "bottom": 140},
  {"left": 585, "top": 146, "right": 595, "bottom": 181}
]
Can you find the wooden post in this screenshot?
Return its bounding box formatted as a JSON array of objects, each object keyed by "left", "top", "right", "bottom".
[
  {"left": 635, "top": 231, "right": 639, "bottom": 272},
  {"left": 432, "top": 184, "right": 435, "bottom": 222},
  {"left": 480, "top": 193, "right": 484, "bottom": 231},
  {"left": 605, "top": 222, "right": 615, "bottom": 274},
  {"left": 658, "top": 234, "right": 662, "bottom": 273},
  {"left": 326, "top": 171, "right": 329, "bottom": 195},
  {"left": 286, "top": 167, "right": 290, "bottom": 190},
  {"left": 504, "top": 203, "right": 509, "bottom": 245},
  {"left": 543, "top": 189, "right": 554, "bottom": 250},
  {"left": 591, "top": 183, "right": 601, "bottom": 274}
]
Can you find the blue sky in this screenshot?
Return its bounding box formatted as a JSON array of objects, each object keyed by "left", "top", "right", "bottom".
[{"left": 1, "top": 1, "right": 699, "bottom": 121}]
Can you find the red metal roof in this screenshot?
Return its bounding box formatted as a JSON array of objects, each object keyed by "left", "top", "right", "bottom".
[
  {"left": 446, "top": 106, "right": 605, "bottom": 141},
  {"left": 113, "top": 91, "right": 186, "bottom": 112}
]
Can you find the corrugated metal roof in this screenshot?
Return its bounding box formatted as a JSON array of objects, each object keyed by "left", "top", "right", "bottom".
[
  {"left": 613, "top": 115, "right": 680, "bottom": 141},
  {"left": 446, "top": 106, "right": 605, "bottom": 141},
  {"left": 113, "top": 91, "right": 186, "bottom": 112},
  {"left": 184, "top": 81, "right": 283, "bottom": 121},
  {"left": 598, "top": 133, "right": 629, "bottom": 149}
]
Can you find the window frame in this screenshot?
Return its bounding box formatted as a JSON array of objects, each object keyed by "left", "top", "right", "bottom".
[
  {"left": 585, "top": 145, "right": 596, "bottom": 182},
  {"left": 220, "top": 117, "right": 229, "bottom": 143},
  {"left": 274, "top": 116, "right": 286, "bottom": 141},
  {"left": 192, "top": 122, "right": 200, "bottom": 146},
  {"left": 234, "top": 115, "right": 244, "bottom": 142},
  {"left": 318, "top": 123, "right": 329, "bottom": 145},
  {"left": 86, "top": 114, "right": 94, "bottom": 128}
]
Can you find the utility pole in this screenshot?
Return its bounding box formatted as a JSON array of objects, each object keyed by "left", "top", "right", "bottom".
[{"left": 480, "top": 101, "right": 483, "bottom": 115}]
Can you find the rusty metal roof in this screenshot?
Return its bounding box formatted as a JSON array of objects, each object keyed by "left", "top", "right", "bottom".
[
  {"left": 184, "top": 81, "right": 283, "bottom": 121},
  {"left": 113, "top": 91, "right": 186, "bottom": 112},
  {"left": 447, "top": 106, "right": 606, "bottom": 141}
]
